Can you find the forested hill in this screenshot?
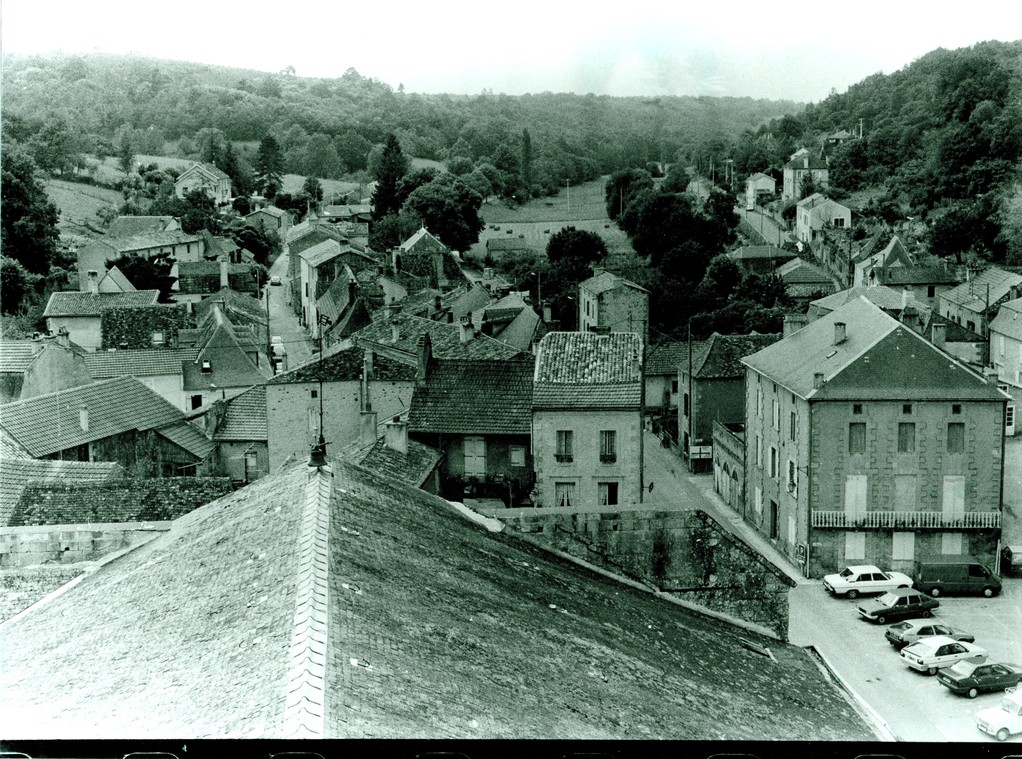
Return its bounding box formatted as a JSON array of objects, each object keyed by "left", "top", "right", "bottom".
[
  {"left": 727, "top": 40, "right": 1022, "bottom": 265},
  {"left": 1, "top": 52, "right": 798, "bottom": 188}
]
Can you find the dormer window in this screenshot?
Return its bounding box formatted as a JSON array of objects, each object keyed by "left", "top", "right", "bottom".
[{"left": 201, "top": 359, "right": 212, "bottom": 373}]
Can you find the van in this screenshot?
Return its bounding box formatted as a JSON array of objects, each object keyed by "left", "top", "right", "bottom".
[{"left": 913, "top": 559, "right": 1001, "bottom": 598}]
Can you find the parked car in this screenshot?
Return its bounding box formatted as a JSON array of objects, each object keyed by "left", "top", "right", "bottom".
[
  {"left": 938, "top": 660, "right": 1022, "bottom": 698},
  {"left": 857, "top": 588, "right": 939, "bottom": 624},
  {"left": 976, "top": 688, "right": 1022, "bottom": 741},
  {"left": 270, "top": 275, "right": 282, "bottom": 286},
  {"left": 885, "top": 619, "right": 975, "bottom": 650},
  {"left": 913, "top": 559, "right": 1001, "bottom": 597},
  {"left": 823, "top": 564, "right": 913, "bottom": 599},
  {"left": 899, "top": 635, "right": 986, "bottom": 675}
]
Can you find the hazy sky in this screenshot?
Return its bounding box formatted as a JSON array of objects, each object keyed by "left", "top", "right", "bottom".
[{"left": 3, "top": 1, "right": 1020, "bottom": 102}]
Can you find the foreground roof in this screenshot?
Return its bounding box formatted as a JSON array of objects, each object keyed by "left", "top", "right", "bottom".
[{"left": 0, "top": 457, "right": 871, "bottom": 740}]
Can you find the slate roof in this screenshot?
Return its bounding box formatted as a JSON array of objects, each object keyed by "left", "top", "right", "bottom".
[
  {"left": 179, "top": 161, "right": 230, "bottom": 182},
  {"left": 267, "top": 345, "right": 415, "bottom": 385},
  {"left": 246, "top": 206, "right": 286, "bottom": 219},
  {"left": 408, "top": 356, "right": 535, "bottom": 435},
  {"left": 940, "top": 267, "right": 1022, "bottom": 312},
  {"left": 924, "top": 311, "right": 984, "bottom": 343},
  {"left": 9, "top": 476, "right": 233, "bottom": 527},
  {"left": 579, "top": 270, "right": 649, "bottom": 295},
  {"left": 989, "top": 297, "right": 1022, "bottom": 341},
  {"left": 84, "top": 348, "right": 198, "bottom": 378},
  {"left": 0, "top": 459, "right": 124, "bottom": 527},
  {"left": 157, "top": 419, "right": 216, "bottom": 459},
  {"left": 853, "top": 234, "right": 910, "bottom": 266},
  {"left": 99, "top": 266, "right": 136, "bottom": 292},
  {"left": 534, "top": 331, "right": 643, "bottom": 409},
  {"left": 178, "top": 307, "right": 269, "bottom": 391},
  {"left": 692, "top": 333, "right": 783, "bottom": 379},
  {"left": 340, "top": 436, "right": 442, "bottom": 488},
  {"left": 742, "top": 297, "right": 1008, "bottom": 402},
  {"left": 105, "top": 216, "right": 178, "bottom": 238},
  {"left": 212, "top": 385, "right": 267, "bottom": 442},
  {"left": 784, "top": 153, "right": 828, "bottom": 170},
  {"left": 448, "top": 282, "right": 493, "bottom": 320},
  {"left": 0, "top": 376, "right": 210, "bottom": 458},
  {"left": 194, "top": 288, "right": 268, "bottom": 326},
  {"left": 352, "top": 312, "right": 523, "bottom": 363},
  {"left": 646, "top": 341, "right": 706, "bottom": 376},
  {"left": 490, "top": 306, "right": 540, "bottom": 352},
  {"left": 0, "top": 456, "right": 871, "bottom": 740},
  {"left": 42, "top": 290, "right": 160, "bottom": 317}
]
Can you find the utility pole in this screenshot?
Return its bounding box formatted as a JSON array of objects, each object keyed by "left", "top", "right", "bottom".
[{"left": 565, "top": 179, "right": 570, "bottom": 216}]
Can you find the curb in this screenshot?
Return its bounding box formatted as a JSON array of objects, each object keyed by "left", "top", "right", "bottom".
[{"left": 806, "top": 643, "right": 898, "bottom": 742}]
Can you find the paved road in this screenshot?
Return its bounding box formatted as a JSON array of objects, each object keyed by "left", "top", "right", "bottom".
[
  {"left": 739, "top": 207, "right": 791, "bottom": 247},
  {"left": 266, "top": 251, "right": 313, "bottom": 371}
]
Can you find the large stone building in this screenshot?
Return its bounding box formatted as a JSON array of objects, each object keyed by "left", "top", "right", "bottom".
[
  {"left": 578, "top": 270, "right": 649, "bottom": 345},
  {"left": 741, "top": 297, "right": 1007, "bottom": 578}
]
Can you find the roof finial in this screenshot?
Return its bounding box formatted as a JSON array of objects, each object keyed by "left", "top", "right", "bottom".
[{"left": 308, "top": 434, "right": 328, "bottom": 469}]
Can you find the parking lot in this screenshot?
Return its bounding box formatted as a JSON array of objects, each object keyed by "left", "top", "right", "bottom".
[{"left": 790, "top": 576, "right": 1022, "bottom": 742}]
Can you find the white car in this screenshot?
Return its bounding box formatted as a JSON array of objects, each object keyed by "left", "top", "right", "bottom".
[
  {"left": 977, "top": 688, "right": 1022, "bottom": 741},
  {"left": 823, "top": 564, "right": 913, "bottom": 599},
  {"left": 899, "top": 634, "right": 986, "bottom": 675}
]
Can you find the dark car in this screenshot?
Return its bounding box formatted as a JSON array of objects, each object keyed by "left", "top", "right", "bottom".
[
  {"left": 885, "top": 619, "right": 975, "bottom": 649},
  {"left": 857, "top": 588, "right": 939, "bottom": 624},
  {"left": 938, "top": 660, "right": 1022, "bottom": 698}
]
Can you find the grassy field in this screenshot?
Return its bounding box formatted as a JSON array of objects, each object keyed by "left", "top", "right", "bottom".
[{"left": 44, "top": 179, "right": 122, "bottom": 238}]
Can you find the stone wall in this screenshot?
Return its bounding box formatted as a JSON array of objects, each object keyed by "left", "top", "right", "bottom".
[
  {"left": 0, "top": 522, "right": 170, "bottom": 568},
  {"left": 490, "top": 504, "right": 794, "bottom": 639}
]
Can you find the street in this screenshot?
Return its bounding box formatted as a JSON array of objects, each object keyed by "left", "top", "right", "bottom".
[
  {"left": 738, "top": 206, "right": 790, "bottom": 247},
  {"left": 265, "top": 250, "right": 313, "bottom": 370}
]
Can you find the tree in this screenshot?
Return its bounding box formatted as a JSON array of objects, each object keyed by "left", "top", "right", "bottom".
[
  {"left": 220, "top": 140, "right": 252, "bottom": 198},
  {"left": 1, "top": 146, "right": 61, "bottom": 275},
  {"left": 0, "top": 257, "right": 34, "bottom": 314},
  {"left": 703, "top": 188, "right": 739, "bottom": 249},
  {"left": 396, "top": 167, "right": 439, "bottom": 207},
  {"left": 606, "top": 168, "right": 654, "bottom": 221},
  {"left": 402, "top": 173, "right": 484, "bottom": 252},
  {"left": 546, "top": 226, "right": 608, "bottom": 267},
  {"left": 371, "top": 133, "right": 409, "bottom": 220},
  {"left": 302, "top": 176, "right": 324, "bottom": 203},
  {"left": 231, "top": 225, "right": 280, "bottom": 267},
  {"left": 29, "top": 119, "right": 81, "bottom": 176},
  {"left": 149, "top": 188, "right": 221, "bottom": 235},
  {"left": 303, "top": 133, "right": 341, "bottom": 179},
  {"left": 196, "top": 128, "right": 227, "bottom": 166},
  {"left": 256, "top": 135, "right": 284, "bottom": 198}
]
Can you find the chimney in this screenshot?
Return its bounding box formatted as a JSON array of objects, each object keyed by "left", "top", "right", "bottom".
[
  {"left": 55, "top": 326, "right": 70, "bottom": 348},
  {"left": 359, "top": 408, "right": 378, "bottom": 447},
  {"left": 390, "top": 318, "right": 400, "bottom": 343},
  {"left": 459, "top": 314, "right": 474, "bottom": 343},
  {"left": 79, "top": 404, "right": 89, "bottom": 432},
  {"left": 415, "top": 332, "right": 432, "bottom": 385},
  {"left": 220, "top": 257, "right": 229, "bottom": 289},
  {"left": 433, "top": 294, "right": 442, "bottom": 315},
  {"left": 542, "top": 305, "right": 552, "bottom": 324},
  {"left": 483, "top": 267, "right": 493, "bottom": 281},
  {"left": 783, "top": 314, "right": 809, "bottom": 338},
  {"left": 931, "top": 321, "right": 947, "bottom": 348},
  {"left": 813, "top": 373, "right": 825, "bottom": 389},
  {"left": 833, "top": 322, "right": 846, "bottom": 345},
  {"left": 363, "top": 350, "right": 374, "bottom": 378},
  {"left": 86, "top": 270, "right": 99, "bottom": 294},
  {"left": 384, "top": 416, "right": 408, "bottom": 455},
  {"left": 901, "top": 287, "right": 910, "bottom": 311},
  {"left": 347, "top": 279, "right": 357, "bottom": 306}
]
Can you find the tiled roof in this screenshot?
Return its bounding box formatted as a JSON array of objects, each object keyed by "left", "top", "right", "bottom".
[
  {"left": 777, "top": 258, "right": 834, "bottom": 285},
  {"left": 491, "top": 307, "right": 540, "bottom": 352},
  {"left": 784, "top": 153, "right": 828, "bottom": 170},
  {"left": 646, "top": 341, "right": 705, "bottom": 376},
  {"left": 299, "top": 239, "right": 341, "bottom": 267},
  {"left": 194, "top": 289, "right": 267, "bottom": 326},
  {"left": 875, "top": 265, "right": 961, "bottom": 286},
  {"left": 84, "top": 348, "right": 198, "bottom": 378},
  {"left": 179, "top": 161, "right": 230, "bottom": 182},
  {"left": 408, "top": 356, "right": 535, "bottom": 435},
  {"left": 341, "top": 437, "right": 442, "bottom": 488},
  {"left": 212, "top": 385, "right": 267, "bottom": 441},
  {"left": 693, "top": 333, "right": 783, "bottom": 379},
  {"left": 400, "top": 226, "right": 448, "bottom": 253},
  {"left": 989, "top": 298, "right": 1022, "bottom": 341},
  {"left": 157, "top": 419, "right": 216, "bottom": 459},
  {"left": 176, "top": 261, "right": 259, "bottom": 295},
  {"left": 100, "top": 229, "right": 199, "bottom": 254},
  {"left": 0, "top": 427, "right": 31, "bottom": 459},
  {"left": 105, "top": 216, "right": 178, "bottom": 238},
  {"left": 0, "top": 457, "right": 871, "bottom": 740},
  {"left": 352, "top": 312, "right": 523, "bottom": 363},
  {"left": 42, "top": 290, "right": 160, "bottom": 317},
  {"left": 247, "top": 206, "right": 286, "bottom": 219},
  {"left": 940, "top": 267, "right": 1022, "bottom": 311},
  {"left": 742, "top": 297, "right": 1006, "bottom": 401},
  {"left": 179, "top": 307, "right": 269, "bottom": 391},
  {"left": 268, "top": 345, "right": 415, "bottom": 385},
  {"left": 9, "top": 476, "right": 233, "bottom": 527},
  {"left": 0, "top": 376, "right": 194, "bottom": 457},
  {"left": 579, "top": 270, "right": 649, "bottom": 295},
  {"left": 534, "top": 332, "right": 642, "bottom": 408},
  {"left": 448, "top": 282, "right": 493, "bottom": 319},
  {"left": 810, "top": 286, "right": 924, "bottom": 314},
  {"left": 0, "top": 459, "right": 123, "bottom": 527},
  {"left": 0, "top": 341, "right": 39, "bottom": 373}
]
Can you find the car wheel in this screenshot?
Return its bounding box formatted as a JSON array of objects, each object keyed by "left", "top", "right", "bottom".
[
  {"left": 968, "top": 687, "right": 978, "bottom": 699},
  {"left": 927, "top": 666, "right": 938, "bottom": 676},
  {"left": 929, "top": 587, "right": 941, "bottom": 598},
  {"left": 921, "top": 610, "right": 932, "bottom": 618},
  {"left": 876, "top": 615, "right": 886, "bottom": 624},
  {"left": 982, "top": 587, "right": 995, "bottom": 598},
  {"left": 847, "top": 589, "right": 859, "bottom": 600},
  {"left": 996, "top": 728, "right": 1010, "bottom": 742}
]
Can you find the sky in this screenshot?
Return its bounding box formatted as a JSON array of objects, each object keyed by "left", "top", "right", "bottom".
[{"left": 3, "top": 1, "right": 1021, "bottom": 102}]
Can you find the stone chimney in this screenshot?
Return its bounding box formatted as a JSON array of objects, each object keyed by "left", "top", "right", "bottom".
[
  {"left": 363, "top": 350, "right": 374, "bottom": 378},
  {"left": 459, "top": 314, "right": 474, "bottom": 343},
  {"left": 86, "top": 270, "right": 99, "bottom": 294},
  {"left": 833, "top": 322, "right": 847, "bottom": 345},
  {"left": 783, "top": 314, "right": 810, "bottom": 338},
  {"left": 347, "top": 279, "right": 358, "bottom": 306},
  {"left": 931, "top": 321, "right": 947, "bottom": 348},
  {"left": 415, "top": 332, "right": 432, "bottom": 386},
  {"left": 483, "top": 267, "right": 493, "bottom": 281},
  {"left": 55, "top": 326, "right": 70, "bottom": 348},
  {"left": 542, "top": 305, "right": 552, "bottom": 324},
  {"left": 813, "top": 372, "right": 825, "bottom": 389},
  {"left": 79, "top": 404, "right": 89, "bottom": 432},
  {"left": 384, "top": 416, "right": 408, "bottom": 455},
  {"left": 390, "top": 318, "right": 400, "bottom": 343},
  {"left": 220, "top": 257, "right": 229, "bottom": 289}
]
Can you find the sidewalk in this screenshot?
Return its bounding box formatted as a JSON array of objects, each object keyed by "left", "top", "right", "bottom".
[{"left": 643, "top": 430, "right": 810, "bottom": 586}]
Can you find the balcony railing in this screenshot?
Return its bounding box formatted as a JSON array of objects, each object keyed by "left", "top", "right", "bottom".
[{"left": 811, "top": 511, "right": 1001, "bottom": 529}]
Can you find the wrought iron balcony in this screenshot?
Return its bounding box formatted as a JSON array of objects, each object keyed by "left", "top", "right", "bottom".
[{"left": 811, "top": 510, "right": 1001, "bottom": 529}]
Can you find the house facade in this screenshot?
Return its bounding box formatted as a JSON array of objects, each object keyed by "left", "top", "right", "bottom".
[
  {"left": 782, "top": 151, "right": 829, "bottom": 201},
  {"left": 745, "top": 172, "right": 776, "bottom": 209},
  {"left": 873, "top": 264, "right": 962, "bottom": 309},
  {"left": 741, "top": 297, "right": 1007, "bottom": 578},
  {"left": 533, "top": 331, "right": 644, "bottom": 509},
  {"left": 76, "top": 230, "right": 203, "bottom": 291},
  {"left": 0, "top": 334, "right": 92, "bottom": 404},
  {"left": 989, "top": 296, "right": 1022, "bottom": 436},
  {"left": 578, "top": 270, "right": 649, "bottom": 345},
  {"left": 42, "top": 288, "right": 161, "bottom": 351},
  {"left": 938, "top": 267, "right": 1022, "bottom": 337},
  {"left": 244, "top": 206, "right": 292, "bottom": 238},
  {"left": 796, "top": 194, "right": 851, "bottom": 244},
  {"left": 84, "top": 348, "right": 199, "bottom": 411},
  {"left": 174, "top": 162, "right": 232, "bottom": 206},
  {"left": 852, "top": 235, "right": 914, "bottom": 287}
]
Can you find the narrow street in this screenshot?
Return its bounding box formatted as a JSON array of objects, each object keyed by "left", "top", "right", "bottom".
[
  {"left": 265, "top": 250, "right": 313, "bottom": 371},
  {"left": 738, "top": 206, "right": 791, "bottom": 247}
]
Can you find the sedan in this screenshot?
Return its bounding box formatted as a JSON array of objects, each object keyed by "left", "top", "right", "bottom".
[
  {"left": 885, "top": 619, "right": 975, "bottom": 650},
  {"left": 823, "top": 564, "right": 913, "bottom": 599},
  {"left": 938, "top": 660, "right": 1022, "bottom": 698},
  {"left": 858, "top": 588, "right": 939, "bottom": 624},
  {"left": 270, "top": 275, "right": 282, "bottom": 286},
  {"left": 899, "top": 635, "right": 987, "bottom": 675}
]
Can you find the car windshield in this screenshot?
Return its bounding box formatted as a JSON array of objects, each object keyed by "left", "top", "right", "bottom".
[
  {"left": 948, "top": 660, "right": 979, "bottom": 676},
  {"left": 839, "top": 568, "right": 854, "bottom": 578},
  {"left": 877, "top": 592, "right": 898, "bottom": 607},
  {"left": 890, "top": 622, "right": 911, "bottom": 632}
]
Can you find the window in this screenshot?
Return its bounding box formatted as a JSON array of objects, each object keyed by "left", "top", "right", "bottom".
[
  {"left": 671, "top": 379, "right": 678, "bottom": 394},
  {"left": 151, "top": 330, "right": 165, "bottom": 347},
  {"left": 833, "top": 217, "right": 846, "bottom": 228},
  {"left": 966, "top": 320, "right": 976, "bottom": 333},
  {"left": 942, "top": 476, "right": 965, "bottom": 518},
  {"left": 555, "top": 430, "right": 573, "bottom": 462},
  {"left": 771, "top": 399, "right": 779, "bottom": 430},
  {"left": 190, "top": 394, "right": 203, "bottom": 410},
  {"left": 848, "top": 422, "right": 866, "bottom": 454},
  {"left": 683, "top": 393, "right": 690, "bottom": 416},
  {"left": 756, "top": 434, "right": 762, "bottom": 467},
  {"left": 464, "top": 436, "right": 486, "bottom": 476},
  {"left": 598, "top": 482, "right": 619, "bottom": 506},
  {"left": 946, "top": 423, "right": 965, "bottom": 453},
  {"left": 599, "top": 430, "right": 617, "bottom": 463},
  {"left": 754, "top": 486, "right": 763, "bottom": 516},
  {"left": 902, "top": 404, "right": 912, "bottom": 415},
  {"left": 895, "top": 475, "right": 916, "bottom": 510},
  {"left": 897, "top": 423, "right": 915, "bottom": 453},
  {"left": 789, "top": 411, "right": 796, "bottom": 441},
  {"left": 951, "top": 403, "right": 961, "bottom": 415},
  {"left": 510, "top": 446, "right": 526, "bottom": 467},
  {"left": 201, "top": 359, "right": 212, "bottom": 373},
  {"left": 555, "top": 482, "right": 575, "bottom": 508},
  {"left": 769, "top": 446, "right": 778, "bottom": 479},
  {"left": 852, "top": 403, "right": 863, "bottom": 415},
  {"left": 310, "top": 389, "right": 318, "bottom": 398},
  {"left": 757, "top": 388, "right": 763, "bottom": 417},
  {"left": 844, "top": 474, "right": 867, "bottom": 517}
]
